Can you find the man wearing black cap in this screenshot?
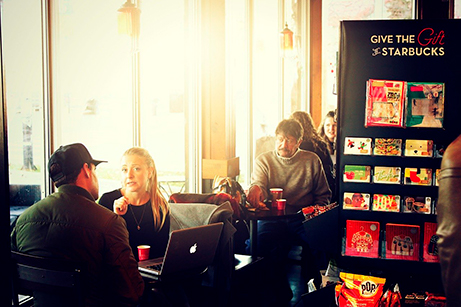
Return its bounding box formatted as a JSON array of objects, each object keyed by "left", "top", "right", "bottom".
[{"left": 11, "top": 143, "right": 144, "bottom": 306}]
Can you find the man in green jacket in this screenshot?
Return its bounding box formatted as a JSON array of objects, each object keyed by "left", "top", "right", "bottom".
[{"left": 11, "top": 143, "right": 144, "bottom": 306}]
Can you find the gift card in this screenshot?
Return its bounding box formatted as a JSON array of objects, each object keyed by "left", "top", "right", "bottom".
[
  {"left": 386, "top": 223, "right": 420, "bottom": 261},
  {"left": 343, "top": 165, "right": 371, "bottom": 183},
  {"left": 404, "top": 139, "right": 433, "bottom": 157},
  {"left": 365, "top": 79, "right": 405, "bottom": 128},
  {"left": 373, "top": 166, "right": 401, "bottom": 184},
  {"left": 406, "top": 82, "right": 444, "bottom": 128},
  {"left": 343, "top": 192, "right": 370, "bottom": 211},
  {"left": 423, "top": 222, "right": 439, "bottom": 263},
  {"left": 404, "top": 168, "right": 432, "bottom": 186},
  {"left": 372, "top": 194, "right": 400, "bottom": 212},
  {"left": 373, "top": 138, "right": 402, "bottom": 156},
  {"left": 344, "top": 137, "right": 372, "bottom": 155},
  {"left": 402, "top": 196, "right": 432, "bottom": 214},
  {"left": 345, "top": 220, "right": 380, "bottom": 258}
]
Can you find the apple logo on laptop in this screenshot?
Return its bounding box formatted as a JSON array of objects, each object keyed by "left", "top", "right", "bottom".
[{"left": 190, "top": 243, "right": 197, "bottom": 254}]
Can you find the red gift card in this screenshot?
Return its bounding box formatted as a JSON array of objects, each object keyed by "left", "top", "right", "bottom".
[
  {"left": 423, "top": 222, "right": 439, "bottom": 263},
  {"left": 386, "top": 223, "right": 420, "bottom": 261},
  {"left": 365, "top": 79, "right": 406, "bottom": 127},
  {"left": 345, "top": 220, "right": 380, "bottom": 258},
  {"left": 372, "top": 194, "right": 400, "bottom": 212}
]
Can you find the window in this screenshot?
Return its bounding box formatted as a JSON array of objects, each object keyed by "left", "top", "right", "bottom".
[
  {"left": 232, "top": 0, "right": 309, "bottom": 188},
  {"left": 227, "top": 0, "right": 250, "bottom": 185},
  {"left": 50, "top": 0, "right": 195, "bottom": 198},
  {"left": 321, "top": 0, "right": 415, "bottom": 115},
  {"left": 50, "top": 0, "right": 131, "bottom": 195},
  {"left": 456, "top": 0, "right": 461, "bottom": 18},
  {"left": 2, "top": 0, "right": 417, "bottom": 208},
  {"left": 139, "top": 0, "right": 190, "bottom": 196},
  {"left": 2, "top": 0, "right": 47, "bottom": 221}
]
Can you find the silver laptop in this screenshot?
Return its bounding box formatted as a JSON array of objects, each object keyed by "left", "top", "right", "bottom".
[{"left": 138, "top": 222, "right": 224, "bottom": 277}]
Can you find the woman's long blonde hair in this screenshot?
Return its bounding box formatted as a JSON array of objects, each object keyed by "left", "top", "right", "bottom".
[{"left": 123, "top": 147, "right": 169, "bottom": 230}]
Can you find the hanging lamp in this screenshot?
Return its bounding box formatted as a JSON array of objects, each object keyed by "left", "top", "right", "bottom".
[
  {"left": 117, "top": 0, "right": 140, "bottom": 37},
  {"left": 280, "top": 22, "right": 294, "bottom": 51}
]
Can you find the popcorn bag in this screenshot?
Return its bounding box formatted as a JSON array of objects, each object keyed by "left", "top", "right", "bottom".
[{"left": 335, "top": 272, "right": 386, "bottom": 307}]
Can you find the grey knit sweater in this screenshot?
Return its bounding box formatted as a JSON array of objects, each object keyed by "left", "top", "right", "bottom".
[{"left": 251, "top": 149, "right": 332, "bottom": 210}]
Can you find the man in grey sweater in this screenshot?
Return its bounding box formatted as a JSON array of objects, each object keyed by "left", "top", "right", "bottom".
[
  {"left": 247, "top": 119, "right": 332, "bottom": 302},
  {"left": 248, "top": 120, "right": 331, "bottom": 211}
]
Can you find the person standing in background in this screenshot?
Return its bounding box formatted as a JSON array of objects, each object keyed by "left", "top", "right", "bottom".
[
  {"left": 318, "top": 110, "right": 337, "bottom": 162},
  {"left": 290, "top": 111, "right": 336, "bottom": 201},
  {"left": 436, "top": 134, "right": 461, "bottom": 307},
  {"left": 318, "top": 110, "right": 338, "bottom": 201}
]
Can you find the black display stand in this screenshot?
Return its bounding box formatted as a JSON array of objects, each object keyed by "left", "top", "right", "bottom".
[{"left": 336, "top": 19, "right": 461, "bottom": 294}]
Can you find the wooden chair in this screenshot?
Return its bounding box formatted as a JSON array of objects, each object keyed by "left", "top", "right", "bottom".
[{"left": 11, "top": 251, "right": 85, "bottom": 307}]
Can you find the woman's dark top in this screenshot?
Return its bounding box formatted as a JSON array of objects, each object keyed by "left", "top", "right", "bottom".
[
  {"left": 299, "top": 140, "right": 336, "bottom": 202},
  {"left": 99, "top": 189, "right": 170, "bottom": 260}
]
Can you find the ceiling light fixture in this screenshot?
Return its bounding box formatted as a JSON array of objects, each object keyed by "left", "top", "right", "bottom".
[
  {"left": 280, "top": 22, "right": 294, "bottom": 52},
  {"left": 117, "top": 0, "right": 140, "bottom": 37}
]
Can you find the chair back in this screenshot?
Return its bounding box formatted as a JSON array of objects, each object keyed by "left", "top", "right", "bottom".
[{"left": 11, "top": 251, "right": 86, "bottom": 307}]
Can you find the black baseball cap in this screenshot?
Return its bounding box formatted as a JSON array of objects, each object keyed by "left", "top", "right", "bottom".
[{"left": 48, "top": 143, "right": 106, "bottom": 183}]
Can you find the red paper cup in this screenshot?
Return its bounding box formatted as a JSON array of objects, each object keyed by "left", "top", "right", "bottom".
[
  {"left": 138, "top": 245, "right": 150, "bottom": 261},
  {"left": 270, "top": 188, "right": 283, "bottom": 208},
  {"left": 276, "top": 199, "right": 286, "bottom": 211}
]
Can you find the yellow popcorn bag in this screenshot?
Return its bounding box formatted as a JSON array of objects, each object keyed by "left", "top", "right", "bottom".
[{"left": 335, "top": 272, "right": 386, "bottom": 307}]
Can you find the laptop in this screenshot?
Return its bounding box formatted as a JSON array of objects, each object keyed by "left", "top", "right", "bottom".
[{"left": 138, "top": 222, "right": 224, "bottom": 278}]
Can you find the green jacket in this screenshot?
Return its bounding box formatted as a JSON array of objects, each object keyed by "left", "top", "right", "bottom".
[{"left": 11, "top": 184, "right": 144, "bottom": 306}]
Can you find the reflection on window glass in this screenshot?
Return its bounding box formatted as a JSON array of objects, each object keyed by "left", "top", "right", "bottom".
[
  {"left": 321, "top": 0, "right": 415, "bottom": 114},
  {"left": 3, "top": 0, "right": 46, "bottom": 222}
]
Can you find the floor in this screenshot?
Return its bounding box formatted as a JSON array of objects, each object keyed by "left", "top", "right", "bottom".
[
  {"left": 287, "top": 246, "right": 308, "bottom": 306},
  {"left": 287, "top": 262, "right": 307, "bottom": 306},
  {"left": 185, "top": 246, "right": 322, "bottom": 307},
  {"left": 12, "top": 252, "right": 323, "bottom": 307}
]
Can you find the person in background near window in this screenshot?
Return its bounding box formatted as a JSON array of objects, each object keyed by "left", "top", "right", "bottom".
[
  {"left": 318, "top": 110, "right": 337, "bottom": 162},
  {"left": 11, "top": 143, "right": 144, "bottom": 306},
  {"left": 436, "top": 134, "right": 461, "bottom": 307},
  {"left": 247, "top": 119, "right": 332, "bottom": 303},
  {"left": 290, "top": 110, "right": 336, "bottom": 202},
  {"left": 99, "top": 147, "right": 188, "bottom": 307}
]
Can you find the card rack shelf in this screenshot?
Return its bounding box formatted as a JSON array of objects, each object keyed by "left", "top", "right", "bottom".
[{"left": 336, "top": 19, "right": 461, "bottom": 294}]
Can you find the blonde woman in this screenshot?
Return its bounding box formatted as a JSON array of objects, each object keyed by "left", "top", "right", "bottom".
[
  {"left": 99, "top": 147, "right": 170, "bottom": 260},
  {"left": 318, "top": 110, "right": 337, "bottom": 158}
]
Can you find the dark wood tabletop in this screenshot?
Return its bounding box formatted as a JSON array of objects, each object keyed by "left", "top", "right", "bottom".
[
  {"left": 242, "top": 202, "right": 303, "bottom": 220},
  {"left": 242, "top": 202, "right": 303, "bottom": 256}
]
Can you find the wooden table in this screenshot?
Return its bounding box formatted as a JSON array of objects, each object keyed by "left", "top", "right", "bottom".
[
  {"left": 242, "top": 203, "right": 300, "bottom": 256},
  {"left": 243, "top": 203, "right": 340, "bottom": 256}
]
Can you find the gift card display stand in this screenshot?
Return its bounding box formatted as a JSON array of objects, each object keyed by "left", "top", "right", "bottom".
[{"left": 336, "top": 19, "right": 461, "bottom": 294}]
